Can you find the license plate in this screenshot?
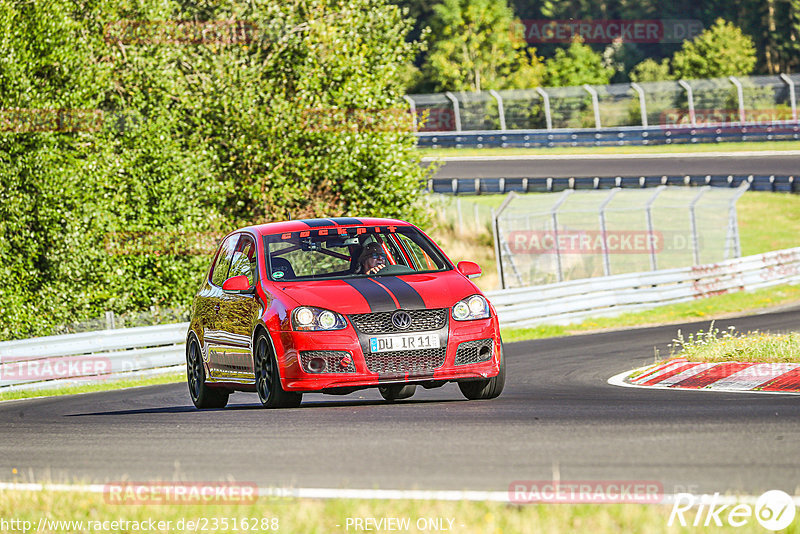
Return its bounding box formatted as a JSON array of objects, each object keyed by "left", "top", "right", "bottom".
[{"left": 369, "top": 333, "right": 440, "bottom": 353}]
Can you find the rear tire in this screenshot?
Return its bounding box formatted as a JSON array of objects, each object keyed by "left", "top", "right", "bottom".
[
  {"left": 187, "top": 336, "right": 229, "bottom": 409},
  {"left": 254, "top": 332, "right": 302, "bottom": 408},
  {"left": 379, "top": 384, "right": 417, "bottom": 401},
  {"left": 458, "top": 339, "right": 505, "bottom": 400}
]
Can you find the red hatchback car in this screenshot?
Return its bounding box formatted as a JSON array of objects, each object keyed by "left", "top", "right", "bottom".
[{"left": 186, "top": 218, "right": 504, "bottom": 409}]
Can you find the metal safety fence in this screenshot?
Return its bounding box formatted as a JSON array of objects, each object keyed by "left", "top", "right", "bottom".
[
  {"left": 486, "top": 247, "right": 800, "bottom": 328},
  {"left": 492, "top": 185, "right": 748, "bottom": 288},
  {"left": 0, "top": 323, "right": 187, "bottom": 392},
  {"left": 426, "top": 174, "right": 798, "bottom": 195},
  {"left": 408, "top": 74, "right": 800, "bottom": 148}
]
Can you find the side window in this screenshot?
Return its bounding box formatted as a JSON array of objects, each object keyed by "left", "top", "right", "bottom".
[
  {"left": 396, "top": 234, "right": 437, "bottom": 271},
  {"left": 228, "top": 234, "right": 257, "bottom": 286},
  {"left": 210, "top": 235, "right": 239, "bottom": 287}
]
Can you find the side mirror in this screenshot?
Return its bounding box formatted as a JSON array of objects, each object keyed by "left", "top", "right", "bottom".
[
  {"left": 222, "top": 275, "right": 253, "bottom": 293},
  {"left": 457, "top": 261, "right": 482, "bottom": 279}
]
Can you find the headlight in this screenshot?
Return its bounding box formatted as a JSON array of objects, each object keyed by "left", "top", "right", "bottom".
[
  {"left": 452, "top": 295, "right": 490, "bottom": 321},
  {"left": 292, "top": 306, "right": 347, "bottom": 331}
]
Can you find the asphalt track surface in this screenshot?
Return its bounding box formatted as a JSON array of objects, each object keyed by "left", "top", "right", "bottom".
[
  {"left": 2, "top": 308, "right": 799, "bottom": 495},
  {"left": 427, "top": 152, "right": 800, "bottom": 179}
]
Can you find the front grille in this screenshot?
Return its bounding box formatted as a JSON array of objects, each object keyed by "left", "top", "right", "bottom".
[
  {"left": 454, "top": 339, "right": 494, "bottom": 366},
  {"left": 299, "top": 350, "right": 356, "bottom": 374},
  {"left": 364, "top": 347, "right": 447, "bottom": 374},
  {"left": 349, "top": 309, "right": 448, "bottom": 334}
]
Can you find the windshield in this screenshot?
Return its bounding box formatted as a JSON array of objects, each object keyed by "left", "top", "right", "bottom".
[{"left": 263, "top": 225, "right": 452, "bottom": 281}]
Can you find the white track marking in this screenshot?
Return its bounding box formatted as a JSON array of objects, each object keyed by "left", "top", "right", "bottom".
[{"left": 1, "top": 482, "right": 799, "bottom": 506}]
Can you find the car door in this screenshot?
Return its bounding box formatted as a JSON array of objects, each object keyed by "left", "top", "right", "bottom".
[
  {"left": 213, "top": 233, "right": 262, "bottom": 382},
  {"left": 201, "top": 233, "right": 239, "bottom": 379}
]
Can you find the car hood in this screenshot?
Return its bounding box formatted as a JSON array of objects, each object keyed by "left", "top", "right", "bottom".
[{"left": 270, "top": 271, "right": 480, "bottom": 314}]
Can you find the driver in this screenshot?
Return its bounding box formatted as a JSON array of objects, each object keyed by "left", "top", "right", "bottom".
[{"left": 358, "top": 242, "right": 387, "bottom": 275}]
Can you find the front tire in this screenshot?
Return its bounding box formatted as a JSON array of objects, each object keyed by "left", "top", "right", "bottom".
[
  {"left": 187, "top": 336, "right": 229, "bottom": 409},
  {"left": 379, "top": 384, "right": 416, "bottom": 401},
  {"left": 254, "top": 332, "right": 302, "bottom": 408},
  {"left": 458, "top": 339, "right": 505, "bottom": 400}
]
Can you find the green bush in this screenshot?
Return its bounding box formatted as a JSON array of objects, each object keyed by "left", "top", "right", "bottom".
[{"left": 0, "top": 0, "right": 432, "bottom": 340}]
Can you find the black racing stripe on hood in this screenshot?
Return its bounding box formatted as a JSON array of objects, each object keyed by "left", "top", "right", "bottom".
[
  {"left": 299, "top": 218, "right": 337, "bottom": 227},
  {"left": 374, "top": 276, "right": 425, "bottom": 309},
  {"left": 342, "top": 279, "right": 397, "bottom": 312}
]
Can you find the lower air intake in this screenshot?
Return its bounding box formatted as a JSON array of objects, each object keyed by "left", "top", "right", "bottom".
[{"left": 454, "top": 339, "right": 494, "bottom": 366}]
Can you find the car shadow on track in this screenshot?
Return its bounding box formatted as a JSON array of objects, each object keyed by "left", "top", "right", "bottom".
[{"left": 65, "top": 397, "right": 464, "bottom": 416}]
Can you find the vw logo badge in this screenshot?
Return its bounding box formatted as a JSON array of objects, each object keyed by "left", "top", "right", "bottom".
[{"left": 391, "top": 310, "right": 412, "bottom": 330}]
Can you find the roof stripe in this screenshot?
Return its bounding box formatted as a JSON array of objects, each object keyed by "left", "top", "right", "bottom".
[
  {"left": 330, "top": 217, "right": 363, "bottom": 226},
  {"left": 299, "top": 218, "right": 338, "bottom": 228}
]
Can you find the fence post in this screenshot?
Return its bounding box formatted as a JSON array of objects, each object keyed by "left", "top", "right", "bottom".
[
  {"left": 598, "top": 188, "right": 620, "bottom": 276},
  {"left": 726, "top": 182, "right": 750, "bottom": 259},
  {"left": 444, "top": 91, "right": 462, "bottom": 132},
  {"left": 550, "top": 189, "right": 574, "bottom": 282},
  {"left": 780, "top": 73, "right": 798, "bottom": 121},
  {"left": 403, "top": 95, "right": 417, "bottom": 131},
  {"left": 645, "top": 186, "right": 666, "bottom": 271},
  {"left": 491, "top": 208, "right": 502, "bottom": 289},
  {"left": 688, "top": 187, "right": 709, "bottom": 265},
  {"left": 492, "top": 192, "right": 517, "bottom": 290},
  {"left": 535, "top": 88, "right": 553, "bottom": 130},
  {"left": 583, "top": 84, "right": 601, "bottom": 129},
  {"left": 678, "top": 80, "right": 696, "bottom": 127},
  {"left": 630, "top": 82, "right": 648, "bottom": 127},
  {"left": 729, "top": 76, "right": 746, "bottom": 123},
  {"left": 489, "top": 89, "right": 507, "bottom": 131},
  {"left": 105, "top": 311, "right": 116, "bottom": 330}
]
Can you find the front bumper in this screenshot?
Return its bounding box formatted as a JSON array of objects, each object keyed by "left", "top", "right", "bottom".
[{"left": 273, "top": 317, "right": 501, "bottom": 392}]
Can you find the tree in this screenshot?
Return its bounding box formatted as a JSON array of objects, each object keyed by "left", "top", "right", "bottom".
[
  {"left": 0, "top": 0, "right": 435, "bottom": 339},
  {"left": 630, "top": 58, "right": 673, "bottom": 82},
  {"left": 672, "top": 18, "right": 757, "bottom": 79},
  {"left": 544, "top": 36, "right": 614, "bottom": 87},
  {"left": 422, "top": 0, "right": 544, "bottom": 92}
]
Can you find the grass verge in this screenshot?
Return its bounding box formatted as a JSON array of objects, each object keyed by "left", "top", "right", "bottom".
[
  {"left": 500, "top": 283, "right": 800, "bottom": 343},
  {"left": 0, "top": 371, "right": 184, "bottom": 403},
  {"left": 0, "top": 488, "right": 786, "bottom": 534},
  {"left": 670, "top": 323, "right": 800, "bottom": 364},
  {"left": 419, "top": 140, "right": 800, "bottom": 158}
]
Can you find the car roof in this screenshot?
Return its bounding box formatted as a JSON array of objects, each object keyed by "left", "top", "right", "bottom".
[{"left": 240, "top": 217, "right": 414, "bottom": 237}]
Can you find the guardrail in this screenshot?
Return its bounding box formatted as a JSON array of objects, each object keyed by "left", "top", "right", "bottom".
[
  {"left": 0, "top": 323, "right": 188, "bottom": 392},
  {"left": 427, "top": 174, "right": 798, "bottom": 195},
  {"left": 416, "top": 123, "right": 800, "bottom": 149},
  {"left": 2, "top": 247, "right": 798, "bottom": 391},
  {"left": 485, "top": 247, "right": 800, "bottom": 328}
]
